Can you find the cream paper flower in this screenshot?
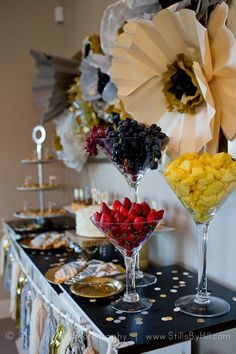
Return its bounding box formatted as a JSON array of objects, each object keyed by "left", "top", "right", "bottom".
[{"left": 111, "top": 3, "right": 236, "bottom": 157}]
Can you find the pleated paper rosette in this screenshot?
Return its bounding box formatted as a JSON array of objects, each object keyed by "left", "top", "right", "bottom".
[{"left": 111, "top": 3, "right": 236, "bottom": 158}]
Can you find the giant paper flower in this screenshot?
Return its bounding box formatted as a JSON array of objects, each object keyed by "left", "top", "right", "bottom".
[
  {"left": 111, "top": 3, "right": 236, "bottom": 157},
  {"left": 100, "top": 0, "right": 225, "bottom": 56}
]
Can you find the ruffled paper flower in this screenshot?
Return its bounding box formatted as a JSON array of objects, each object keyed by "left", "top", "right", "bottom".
[
  {"left": 80, "top": 53, "right": 117, "bottom": 105},
  {"left": 111, "top": 3, "right": 236, "bottom": 157},
  {"left": 100, "top": 0, "right": 224, "bottom": 56},
  {"left": 54, "top": 111, "right": 87, "bottom": 172}
]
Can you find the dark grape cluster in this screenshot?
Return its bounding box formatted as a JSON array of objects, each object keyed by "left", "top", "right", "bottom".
[
  {"left": 104, "top": 118, "right": 169, "bottom": 174},
  {"left": 85, "top": 125, "right": 108, "bottom": 156},
  {"left": 85, "top": 118, "right": 169, "bottom": 175}
]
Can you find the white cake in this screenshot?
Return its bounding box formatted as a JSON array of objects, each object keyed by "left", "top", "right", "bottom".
[{"left": 76, "top": 206, "right": 104, "bottom": 238}]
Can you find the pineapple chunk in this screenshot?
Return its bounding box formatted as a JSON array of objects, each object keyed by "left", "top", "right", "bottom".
[
  {"left": 180, "top": 160, "right": 192, "bottom": 173},
  {"left": 204, "top": 181, "right": 224, "bottom": 196},
  {"left": 221, "top": 169, "right": 236, "bottom": 183},
  {"left": 191, "top": 166, "right": 205, "bottom": 179}
]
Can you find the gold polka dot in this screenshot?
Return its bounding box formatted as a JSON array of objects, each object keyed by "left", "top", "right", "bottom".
[
  {"left": 89, "top": 299, "right": 96, "bottom": 303},
  {"left": 173, "top": 285, "right": 179, "bottom": 289},
  {"left": 149, "top": 299, "right": 156, "bottom": 303},
  {"left": 106, "top": 317, "right": 114, "bottom": 322},
  {"left": 187, "top": 275, "right": 193, "bottom": 278},
  {"left": 156, "top": 272, "right": 162, "bottom": 275},
  {"left": 172, "top": 277, "right": 179, "bottom": 280},
  {"left": 141, "top": 311, "right": 148, "bottom": 315},
  {"left": 154, "top": 287, "right": 161, "bottom": 291},
  {"left": 135, "top": 317, "right": 143, "bottom": 321},
  {"left": 179, "top": 281, "right": 186, "bottom": 284},
  {"left": 233, "top": 297, "right": 236, "bottom": 302},
  {"left": 129, "top": 332, "right": 138, "bottom": 338},
  {"left": 197, "top": 318, "right": 205, "bottom": 323},
  {"left": 172, "top": 270, "right": 178, "bottom": 273},
  {"left": 161, "top": 316, "right": 173, "bottom": 321},
  {"left": 160, "top": 294, "right": 167, "bottom": 298},
  {"left": 179, "top": 284, "right": 186, "bottom": 287},
  {"left": 183, "top": 272, "right": 189, "bottom": 276}
]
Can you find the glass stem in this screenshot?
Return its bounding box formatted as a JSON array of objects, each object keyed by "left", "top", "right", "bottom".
[
  {"left": 130, "top": 181, "right": 139, "bottom": 202},
  {"left": 195, "top": 222, "right": 210, "bottom": 304},
  {"left": 130, "top": 181, "right": 144, "bottom": 277},
  {"left": 123, "top": 255, "right": 139, "bottom": 303}
]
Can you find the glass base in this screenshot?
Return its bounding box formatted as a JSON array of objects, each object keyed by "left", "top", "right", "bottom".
[
  {"left": 115, "top": 272, "right": 157, "bottom": 287},
  {"left": 175, "top": 294, "right": 230, "bottom": 317},
  {"left": 111, "top": 296, "right": 152, "bottom": 313}
]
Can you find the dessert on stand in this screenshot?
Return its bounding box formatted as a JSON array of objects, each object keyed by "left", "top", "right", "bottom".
[{"left": 14, "top": 125, "right": 65, "bottom": 226}]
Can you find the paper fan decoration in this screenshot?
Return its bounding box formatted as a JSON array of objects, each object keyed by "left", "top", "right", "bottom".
[
  {"left": 30, "top": 50, "right": 80, "bottom": 123},
  {"left": 111, "top": 3, "right": 236, "bottom": 158}
]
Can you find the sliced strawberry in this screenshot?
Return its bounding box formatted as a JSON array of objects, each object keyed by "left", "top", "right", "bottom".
[
  {"left": 100, "top": 213, "right": 112, "bottom": 224},
  {"left": 114, "top": 212, "right": 125, "bottom": 223},
  {"left": 155, "top": 209, "right": 164, "bottom": 220},
  {"left": 94, "top": 212, "right": 101, "bottom": 222},
  {"left": 133, "top": 216, "right": 145, "bottom": 231},
  {"left": 101, "top": 202, "right": 111, "bottom": 214},
  {"left": 112, "top": 200, "right": 122, "bottom": 211},
  {"left": 140, "top": 202, "right": 151, "bottom": 216},
  {"left": 123, "top": 197, "right": 132, "bottom": 210},
  {"left": 120, "top": 206, "right": 129, "bottom": 218}
]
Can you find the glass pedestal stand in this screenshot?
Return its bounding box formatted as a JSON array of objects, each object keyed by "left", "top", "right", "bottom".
[{"left": 175, "top": 221, "right": 230, "bottom": 317}]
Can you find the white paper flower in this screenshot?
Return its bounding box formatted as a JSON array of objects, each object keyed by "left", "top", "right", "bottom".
[
  {"left": 100, "top": 0, "right": 223, "bottom": 56},
  {"left": 55, "top": 111, "right": 87, "bottom": 172},
  {"left": 111, "top": 3, "right": 236, "bottom": 157},
  {"left": 80, "top": 53, "right": 117, "bottom": 105}
]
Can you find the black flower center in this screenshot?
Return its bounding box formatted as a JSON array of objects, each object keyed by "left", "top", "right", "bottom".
[
  {"left": 168, "top": 67, "right": 197, "bottom": 100},
  {"left": 97, "top": 69, "right": 110, "bottom": 94}
]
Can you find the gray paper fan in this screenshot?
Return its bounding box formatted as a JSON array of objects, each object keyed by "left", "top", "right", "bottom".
[{"left": 30, "top": 50, "right": 80, "bottom": 123}]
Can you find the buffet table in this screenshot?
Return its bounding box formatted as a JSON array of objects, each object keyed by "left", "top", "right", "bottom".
[{"left": 4, "top": 218, "right": 236, "bottom": 354}]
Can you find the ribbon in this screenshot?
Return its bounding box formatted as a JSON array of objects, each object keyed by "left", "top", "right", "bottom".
[{"left": 49, "top": 317, "right": 65, "bottom": 354}]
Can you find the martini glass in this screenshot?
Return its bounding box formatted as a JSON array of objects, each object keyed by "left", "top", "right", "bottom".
[
  {"left": 99, "top": 136, "right": 167, "bottom": 286},
  {"left": 91, "top": 216, "right": 163, "bottom": 312},
  {"left": 163, "top": 165, "right": 236, "bottom": 317}
]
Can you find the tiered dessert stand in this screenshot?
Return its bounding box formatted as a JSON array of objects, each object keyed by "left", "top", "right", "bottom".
[{"left": 14, "top": 125, "right": 64, "bottom": 226}]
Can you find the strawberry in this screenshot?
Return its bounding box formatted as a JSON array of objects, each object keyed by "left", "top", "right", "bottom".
[
  {"left": 123, "top": 197, "right": 132, "bottom": 210},
  {"left": 100, "top": 213, "right": 112, "bottom": 224},
  {"left": 126, "top": 210, "right": 137, "bottom": 222},
  {"left": 94, "top": 212, "right": 101, "bottom": 222},
  {"left": 114, "top": 212, "right": 125, "bottom": 223},
  {"left": 112, "top": 200, "right": 122, "bottom": 211},
  {"left": 147, "top": 213, "right": 157, "bottom": 227},
  {"left": 101, "top": 202, "right": 111, "bottom": 214},
  {"left": 110, "top": 210, "right": 116, "bottom": 217},
  {"left": 133, "top": 216, "right": 145, "bottom": 231},
  {"left": 156, "top": 209, "right": 164, "bottom": 220},
  {"left": 120, "top": 206, "right": 129, "bottom": 218},
  {"left": 132, "top": 203, "right": 142, "bottom": 216},
  {"left": 140, "top": 202, "right": 151, "bottom": 216},
  {"left": 120, "top": 223, "right": 132, "bottom": 234}
]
